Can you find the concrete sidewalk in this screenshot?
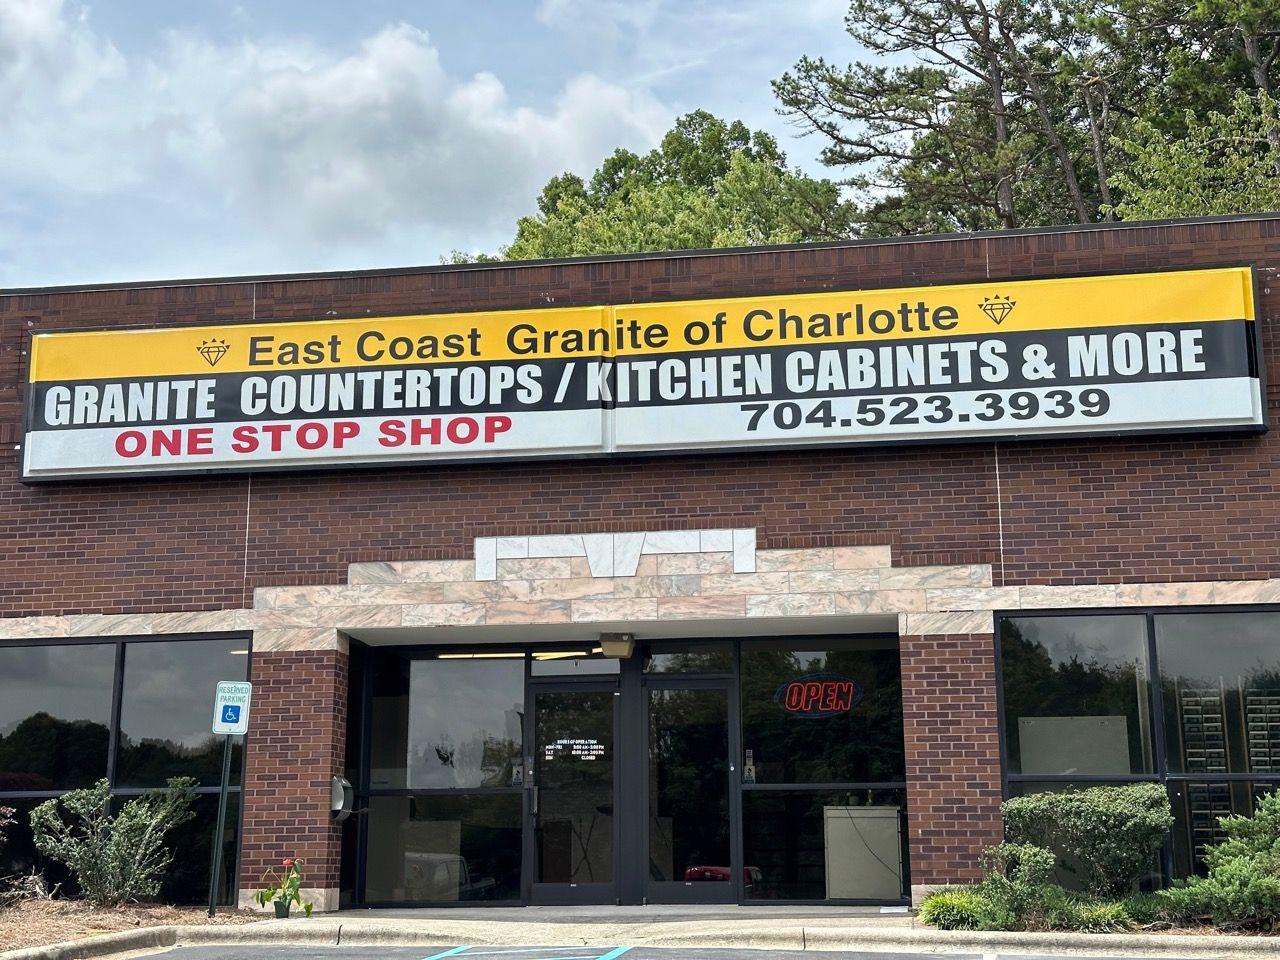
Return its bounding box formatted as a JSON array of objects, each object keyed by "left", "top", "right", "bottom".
[{"left": 4, "top": 907, "right": 1280, "bottom": 960}]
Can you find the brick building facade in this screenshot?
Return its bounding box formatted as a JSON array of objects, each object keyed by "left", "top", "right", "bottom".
[{"left": 2, "top": 214, "right": 1279, "bottom": 909}]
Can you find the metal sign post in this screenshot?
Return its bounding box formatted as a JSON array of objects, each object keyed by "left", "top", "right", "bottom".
[{"left": 208, "top": 681, "right": 252, "bottom": 918}]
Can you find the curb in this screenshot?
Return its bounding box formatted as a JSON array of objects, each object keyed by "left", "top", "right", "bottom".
[
  {"left": 0, "top": 926, "right": 178, "bottom": 960},
  {"left": 5, "top": 919, "right": 1280, "bottom": 959}
]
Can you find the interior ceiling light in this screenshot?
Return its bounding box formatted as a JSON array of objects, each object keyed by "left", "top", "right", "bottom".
[{"left": 437, "top": 652, "right": 524, "bottom": 660}]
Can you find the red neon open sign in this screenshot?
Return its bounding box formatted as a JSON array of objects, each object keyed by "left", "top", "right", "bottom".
[{"left": 775, "top": 673, "right": 863, "bottom": 718}]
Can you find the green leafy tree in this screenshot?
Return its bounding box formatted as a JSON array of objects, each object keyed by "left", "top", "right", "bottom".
[
  {"left": 775, "top": 0, "right": 1279, "bottom": 234},
  {"left": 1109, "top": 92, "right": 1280, "bottom": 219},
  {"left": 30, "top": 778, "right": 196, "bottom": 906},
  {"left": 480, "top": 111, "right": 857, "bottom": 260},
  {"left": 774, "top": 0, "right": 1110, "bottom": 233}
]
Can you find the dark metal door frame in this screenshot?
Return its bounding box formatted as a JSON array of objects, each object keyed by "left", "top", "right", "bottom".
[{"left": 523, "top": 675, "right": 623, "bottom": 905}]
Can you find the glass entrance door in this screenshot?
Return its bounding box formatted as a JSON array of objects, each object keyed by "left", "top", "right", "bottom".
[
  {"left": 645, "top": 682, "right": 737, "bottom": 902},
  {"left": 528, "top": 685, "right": 619, "bottom": 903}
]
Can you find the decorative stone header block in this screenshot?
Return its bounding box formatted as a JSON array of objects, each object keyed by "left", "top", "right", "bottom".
[{"left": 473, "top": 528, "right": 757, "bottom": 580}]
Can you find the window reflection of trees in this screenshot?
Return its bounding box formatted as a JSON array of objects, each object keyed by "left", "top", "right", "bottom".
[
  {"left": 741, "top": 643, "right": 904, "bottom": 783},
  {"left": 0, "top": 713, "right": 110, "bottom": 791},
  {"left": 648, "top": 689, "right": 730, "bottom": 880},
  {"left": 1000, "top": 618, "right": 1150, "bottom": 774}
]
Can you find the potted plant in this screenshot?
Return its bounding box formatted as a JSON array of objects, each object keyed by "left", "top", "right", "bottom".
[{"left": 255, "top": 857, "right": 314, "bottom": 918}]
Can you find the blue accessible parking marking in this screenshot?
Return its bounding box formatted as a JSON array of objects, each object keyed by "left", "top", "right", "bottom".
[{"left": 422, "top": 948, "right": 632, "bottom": 960}]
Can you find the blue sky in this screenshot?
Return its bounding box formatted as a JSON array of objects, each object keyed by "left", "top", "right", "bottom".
[{"left": 1, "top": 0, "right": 857, "bottom": 288}]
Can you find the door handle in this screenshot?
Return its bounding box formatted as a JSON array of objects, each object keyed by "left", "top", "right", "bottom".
[{"left": 529, "top": 786, "right": 539, "bottom": 816}]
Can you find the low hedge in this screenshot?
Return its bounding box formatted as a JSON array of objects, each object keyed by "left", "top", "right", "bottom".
[{"left": 919, "top": 784, "right": 1280, "bottom": 934}]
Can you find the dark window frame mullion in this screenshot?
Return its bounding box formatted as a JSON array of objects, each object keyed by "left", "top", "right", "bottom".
[
  {"left": 1146, "top": 612, "right": 1168, "bottom": 779},
  {"left": 364, "top": 787, "right": 525, "bottom": 798},
  {"left": 740, "top": 781, "right": 908, "bottom": 792},
  {"left": 105, "top": 641, "right": 126, "bottom": 786}
]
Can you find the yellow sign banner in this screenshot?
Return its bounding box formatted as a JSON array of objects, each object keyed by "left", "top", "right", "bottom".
[{"left": 29, "top": 267, "right": 1255, "bottom": 383}]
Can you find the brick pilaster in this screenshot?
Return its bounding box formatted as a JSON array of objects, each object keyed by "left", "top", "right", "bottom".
[
  {"left": 899, "top": 632, "right": 1003, "bottom": 898},
  {"left": 239, "top": 648, "right": 348, "bottom": 911}
]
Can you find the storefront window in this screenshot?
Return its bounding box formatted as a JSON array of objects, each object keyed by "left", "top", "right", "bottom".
[
  {"left": 742, "top": 789, "right": 906, "bottom": 901},
  {"left": 116, "top": 639, "right": 250, "bottom": 787},
  {"left": 1169, "top": 781, "right": 1277, "bottom": 877},
  {"left": 649, "top": 688, "right": 730, "bottom": 883},
  {"left": 364, "top": 794, "right": 522, "bottom": 903},
  {"left": 0, "top": 636, "right": 248, "bottom": 906},
  {"left": 644, "top": 642, "right": 732, "bottom": 674},
  {"left": 369, "top": 653, "right": 524, "bottom": 789},
  {"left": 0, "top": 643, "right": 116, "bottom": 790},
  {"left": 741, "top": 638, "right": 904, "bottom": 783},
  {"left": 1000, "top": 616, "right": 1152, "bottom": 775},
  {"left": 0, "top": 797, "right": 77, "bottom": 896},
  {"left": 156, "top": 792, "right": 241, "bottom": 905},
  {"left": 1156, "top": 612, "right": 1280, "bottom": 775}
]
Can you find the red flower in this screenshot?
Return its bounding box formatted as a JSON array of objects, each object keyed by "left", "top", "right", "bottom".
[{"left": 283, "top": 858, "right": 294, "bottom": 867}]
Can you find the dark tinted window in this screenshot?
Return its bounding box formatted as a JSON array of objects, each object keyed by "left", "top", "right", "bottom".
[
  {"left": 0, "top": 644, "right": 115, "bottom": 790},
  {"left": 741, "top": 638, "right": 903, "bottom": 783},
  {"left": 116, "top": 639, "right": 250, "bottom": 787},
  {"left": 644, "top": 642, "right": 732, "bottom": 673},
  {"left": 1169, "top": 780, "right": 1277, "bottom": 877},
  {"left": 1156, "top": 612, "right": 1280, "bottom": 775},
  {"left": 0, "top": 797, "right": 78, "bottom": 896},
  {"left": 743, "top": 789, "right": 905, "bottom": 900},
  {"left": 369, "top": 653, "right": 524, "bottom": 790},
  {"left": 1000, "top": 616, "right": 1152, "bottom": 775},
  {"left": 156, "top": 792, "right": 240, "bottom": 905},
  {"left": 364, "top": 794, "right": 521, "bottom": 903}
]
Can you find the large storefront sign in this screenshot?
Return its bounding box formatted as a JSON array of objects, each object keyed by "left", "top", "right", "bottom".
[{"left": 21, "top": 266, "right": 1263, "bottom": 479}]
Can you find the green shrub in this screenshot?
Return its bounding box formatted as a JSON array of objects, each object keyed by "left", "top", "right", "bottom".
[
  {"left": 1119, "top": 891, "right": 1165, "bottom": 926},
  {"left": 1062, "top": 899, "right": 1133, "bottom": 933},
  {"left": 1001, "top": 784, "right": 1172, "bottom": 897},
  {"left": 918, "top": 886, "right": 1015, "bottom": 930},
  {"left": 30, "top": 778, "right": 195, "bottom": 906},
  {"left": 1157, "top": 791, "right": 1280, "bottom": 931},
  {"left": 982, "top": 841, "right": 1055, "bottom": 886},
  {"left": 976, "top": 842, "right": 1057, "bottom": 921}
]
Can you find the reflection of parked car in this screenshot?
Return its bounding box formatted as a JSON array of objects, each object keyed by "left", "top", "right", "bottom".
[
  {"left": 682, "top": 865, "right": 764, "bottom": 891},
  {"left": 404, "top": 852, "right": 497, "bottom": 902}
]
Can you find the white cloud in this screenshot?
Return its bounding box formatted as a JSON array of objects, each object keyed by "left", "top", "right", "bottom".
[
  {"left": 0, "top": 0, "right": 670, "bottom": 282},
  {"left": 219, "top": 25, "right": 667, "bottom": 239}
]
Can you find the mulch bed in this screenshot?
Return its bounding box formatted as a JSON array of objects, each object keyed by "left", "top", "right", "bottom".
[{"left": 0, "top": 899, "right": 260, "bottom": 952}]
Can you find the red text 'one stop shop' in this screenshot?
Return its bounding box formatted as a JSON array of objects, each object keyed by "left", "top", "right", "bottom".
[{"left": 111, "top": 415, "right": 515, "bottom": 458}]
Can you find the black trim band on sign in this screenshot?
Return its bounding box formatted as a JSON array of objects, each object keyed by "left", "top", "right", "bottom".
[{"left": 26, "top": 319, "right": 1253, "bottom": 431}]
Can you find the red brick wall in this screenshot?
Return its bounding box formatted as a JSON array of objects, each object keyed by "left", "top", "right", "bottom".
[
  {"left": 240, "top": 649, "right": 348, "bottom": 898},
  {"left": 1, "top": 218, "right": 1279, "bottom": 615},
  {"left": 900, "top": 632, "right": 1004, "bottom": 885}
]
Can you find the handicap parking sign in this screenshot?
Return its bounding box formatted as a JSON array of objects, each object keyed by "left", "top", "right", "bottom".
[{"left": 211, "top": 681, "right": 252, "bottom": 735}]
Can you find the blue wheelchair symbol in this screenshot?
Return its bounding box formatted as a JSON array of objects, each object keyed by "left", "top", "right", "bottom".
[{"left": 222, "top": 705, "right": 241, "bottom": 724}]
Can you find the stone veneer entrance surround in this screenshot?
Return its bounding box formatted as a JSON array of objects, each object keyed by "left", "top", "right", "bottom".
[
  {"left": 8, "top": 526, "right": 1280, "bottom": 646},
  {"left": 7, "top": 528, "right": 1280, "bottom": 910}
]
